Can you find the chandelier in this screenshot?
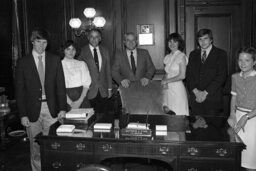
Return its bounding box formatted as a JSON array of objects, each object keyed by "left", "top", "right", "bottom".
[{"left": 69, "top": 8, "right": 106, "bottom": 36}]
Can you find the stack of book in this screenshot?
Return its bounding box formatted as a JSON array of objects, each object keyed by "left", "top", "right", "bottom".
[
  {"left": 93, "top": 123, "right": 112, "bottom": 132},
  {"left": 64, "top": 108, "right": 95, "bottom": 124},
  {"left": 155, "top": 125, "right": 167, "bottom": 136},
  {"left": 56, "top": 124, "right": 75, "bottom": 136}
]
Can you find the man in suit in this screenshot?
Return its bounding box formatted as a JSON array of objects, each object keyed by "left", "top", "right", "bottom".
[
  {"left": 15, "top": 28, "right": 66, "bottom": 171},
  {"left": 186, "top": 28, "right": 228, "bottom": 116},
  {"left": 112, "top": 32, "right": 155, "bottom": 88},
  {"left": 78, "top": 29, "right": 112, "bottom": 117}
]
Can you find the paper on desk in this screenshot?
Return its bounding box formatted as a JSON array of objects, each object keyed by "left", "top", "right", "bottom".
[
  {"left": 94, "top": 123, "right": 112, "bottom": 129},
  {"left": 65, "top": 108, "right": 94, "bottom": 119},
  {"left": 156, "top": 125, "right": 167, "bottom": 131},
  {"left": 94, "top": 129, "right": 111, "bottom": 133},
  {"left": 56, "top": 124, "right": 75, "bottom": 133}
]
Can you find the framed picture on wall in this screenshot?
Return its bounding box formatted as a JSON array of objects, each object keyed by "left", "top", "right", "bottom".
[{"left": 136, "top": 24, "right": 154, "bottom": 46}]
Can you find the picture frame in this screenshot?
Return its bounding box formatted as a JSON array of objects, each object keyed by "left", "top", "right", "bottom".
[{"left": 136, "top": 24, "right": 154, "bottom": 46}]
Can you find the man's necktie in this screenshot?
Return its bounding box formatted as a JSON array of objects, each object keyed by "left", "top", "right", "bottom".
[
  {"left": 38, "top": 55, "right": 45, "bottom": 95},
  {"left": 130, "top": 51, "right": 136, "bottom": 74},
  {"left": 201, "top": 50, "right": 207, "bottom": 64},
  {"left": 93, "top": 48, "right": 99, "bottom": 70}
]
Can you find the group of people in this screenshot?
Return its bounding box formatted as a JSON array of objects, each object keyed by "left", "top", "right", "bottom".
[
  {"left": 162, "top": 29, "right": 256, "bottom": 171},
  {"left": 15, "top": 27, "right": 256, "bottom": 171}
]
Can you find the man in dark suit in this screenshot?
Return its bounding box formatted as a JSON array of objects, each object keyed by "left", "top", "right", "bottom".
[
  {"left": 78, "top": 29, "right": 112, "bottom": 117},
  {"left": 186, "top": 28, "right": 228, "bottom": 116},
  {"left": 15, "top": 28, "right": 66, "bottom": 171},
  {"left": 112, "top": 32, "right": 155, "bottom": 88}
]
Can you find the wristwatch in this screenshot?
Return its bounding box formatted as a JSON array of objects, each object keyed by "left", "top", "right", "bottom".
[{"left": 245, "top": 114, "right": 250, "bottom": 120}]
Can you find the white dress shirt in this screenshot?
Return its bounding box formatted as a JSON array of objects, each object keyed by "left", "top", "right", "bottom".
[
  {"left": 126, "top": 49, "right": 137, "bottom": 68},
  {"left": 89, "top": 44, "right": 102, "bottom": 70},
  {"left": 32, "top": 50, "right": 45, "bottom": 70},
  {"left": 201, "top": 44, "right": 212, "bottom": 60},
  {"left": 62, "top": 57, "right": 91, "bottom": 89}
]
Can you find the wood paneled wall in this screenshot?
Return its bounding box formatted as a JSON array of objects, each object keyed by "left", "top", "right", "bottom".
[
  {"left": 119, "top": 0, "right": 176, "bottom": 71},
  {"left": 1, "top": 0, "right": 256, "bottom": 98},
  {"left": 19, "top": 0, "right": 177, "bottom": 69}
]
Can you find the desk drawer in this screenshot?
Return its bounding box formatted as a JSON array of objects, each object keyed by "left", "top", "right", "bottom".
[
  {"left": 95, "top": 142, "right": 178, "bottom": 156},
  {"left": 43, "top": 140, "right": 93, "bottom": 152},
  {"left": 179, "top": 159, "right": 235, "bottom": 171},
  {"left": 180, "top": 145, "right": 233, "bottom": 158},
  {"left": 42, "top": 151, "right": 94, "bottom": 171}
]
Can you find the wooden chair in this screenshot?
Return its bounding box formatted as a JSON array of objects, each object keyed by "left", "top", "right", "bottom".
[{"left": 77, "top": 164, "right": 111, "bottom": 171}]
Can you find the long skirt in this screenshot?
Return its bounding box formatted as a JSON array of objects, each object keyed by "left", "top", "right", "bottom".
[{"left": 66, "top": 86, "right": 90, "bottom": 111}]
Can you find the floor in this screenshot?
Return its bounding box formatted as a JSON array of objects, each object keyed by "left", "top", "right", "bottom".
[{"left": 1, "top": 138, "right": 31, "bottom": 171}]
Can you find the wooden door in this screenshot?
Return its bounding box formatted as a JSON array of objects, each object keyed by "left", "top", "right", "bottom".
[{"left": 185, "top": 4, "right": 242, "bottom": 74}]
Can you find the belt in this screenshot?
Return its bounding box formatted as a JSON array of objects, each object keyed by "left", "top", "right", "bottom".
[
  {"left": 41, "top": 99, "right": 47, "bottom": 102},
  {"left": 236, "top": 107, "right": 251, "bottom": 113}
]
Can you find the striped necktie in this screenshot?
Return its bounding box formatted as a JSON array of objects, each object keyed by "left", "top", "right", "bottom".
[
  {"left": 38, "top": 55, "right": 45, "bottom": 95},
  {"left": 201, "top": 50, "right": 207, "bottom": 64}
]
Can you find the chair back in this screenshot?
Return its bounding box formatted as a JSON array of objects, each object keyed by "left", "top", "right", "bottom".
[{"left": 77, "top": 164, "right": 111, "bottom": 171}]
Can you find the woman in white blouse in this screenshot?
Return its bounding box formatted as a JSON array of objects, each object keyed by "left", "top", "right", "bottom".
[{"left": 61, "top": 40, "right": 91, "bottom": 109}]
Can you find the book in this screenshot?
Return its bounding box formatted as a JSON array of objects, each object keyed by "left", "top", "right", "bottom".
[
  {"left": 93, "top": 123, "right": 112, "bottom": 130},
  {"left": 56, "top": 124, "right": 75, "bottom": 133},
  {"left": 65, "top": 108, "right": 94, "bottom": 119}
]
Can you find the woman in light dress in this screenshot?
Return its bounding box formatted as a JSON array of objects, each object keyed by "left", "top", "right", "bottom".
[
  {"left": 161, "top": 33, "right": 189, "bottom": 115},
  {"left": 228, "top": 47, "right": 256, "bottom": 171},
  {"left": 61, "top": 40, "right": 91, "bottom": 110}
]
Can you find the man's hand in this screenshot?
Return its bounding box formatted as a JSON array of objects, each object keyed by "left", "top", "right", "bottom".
[
  {"left": 121, "top": 79, "right": 130, "bottom": 88},
  {"left": 21, "top": 116, "right": 30, "bottom": 127},
  {"left": 140, "top": 78, "right": 149, "bottom": 86},
  {"left": 192, "top": 116, "right": 208, "bottom": 129},
  {"left": 194, "top": 89, "right": 208, "bottom": 103},
  {"left": 57, "top": 111, "right": 66, "bottom": 121},
  {"left": 108, "top": 89, "right": 112, "bottom": 98}
]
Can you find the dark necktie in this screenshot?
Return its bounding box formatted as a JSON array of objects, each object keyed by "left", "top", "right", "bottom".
[
  {"left": 130, "top": 51, "right": 136, "bottom": 74},
  {"left": 38, "top": 55, "right": 45, "bottom": 95},
  {"left": 93, "top": 48, "right": 99, "bottom": 70},
  {"left": 201, "top": 50, "right": 207, "bottom": 64}
]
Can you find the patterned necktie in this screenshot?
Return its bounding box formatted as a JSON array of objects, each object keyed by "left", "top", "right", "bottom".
[
  {"left": 201, "top": 50, "right": 207, "bottom": 64},
  {"left": 38, "top": 55, "right": 45, "bottom": 95},
  {"left": 93, "top": 48, "right": 99, "bottom": 70},
  {"left": 130, "top": 51, "right": 136, "bottom": 74}
]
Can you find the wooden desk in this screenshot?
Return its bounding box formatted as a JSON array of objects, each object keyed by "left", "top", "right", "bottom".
[{"left": 37, "top": 115, "right": 245, "bottom": 171}]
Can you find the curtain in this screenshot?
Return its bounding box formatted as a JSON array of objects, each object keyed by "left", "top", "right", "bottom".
[{"left": 12, "top": 0, "right": 22, "bottom": 76}]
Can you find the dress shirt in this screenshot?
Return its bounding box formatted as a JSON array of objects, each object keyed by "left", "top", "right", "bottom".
[
  {"left": 89, "top": 44, "right": 102, "bottom": 70},
  {"left": 62, "top": 58, "right": 91, "bottom": 89},
  {"left": 201, "top": 44, "right": 212, "bottom": 60},
  {"left": 126, "top": 49, "right": 137, "bottom": 68},
  {"left": 32, "top": 50, "right": 45, "bottom": 70}
]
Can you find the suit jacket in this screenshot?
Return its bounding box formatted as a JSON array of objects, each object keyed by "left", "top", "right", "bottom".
[
  {"left": 112, "top": 48, "right": 155, "bottom": 84},
  {"left": 186, "top": 46, "right": 227, "bottom": 108},
  {"left": 78, "top": 45, "right": 112, "bottom": 99},
  {"left": 15, "top": 53, "right": 67, "bottom": 122}
]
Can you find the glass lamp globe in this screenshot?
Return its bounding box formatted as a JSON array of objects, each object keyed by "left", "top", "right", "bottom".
[
  {"left": 69, "top": 18, "right": 82, "bottom": 28},
  {"left": 93, "top": 17, "right": 106, "bottom": 28},
  {"left": 83, "top": 8, "right": 96, "bottom": 18}
]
